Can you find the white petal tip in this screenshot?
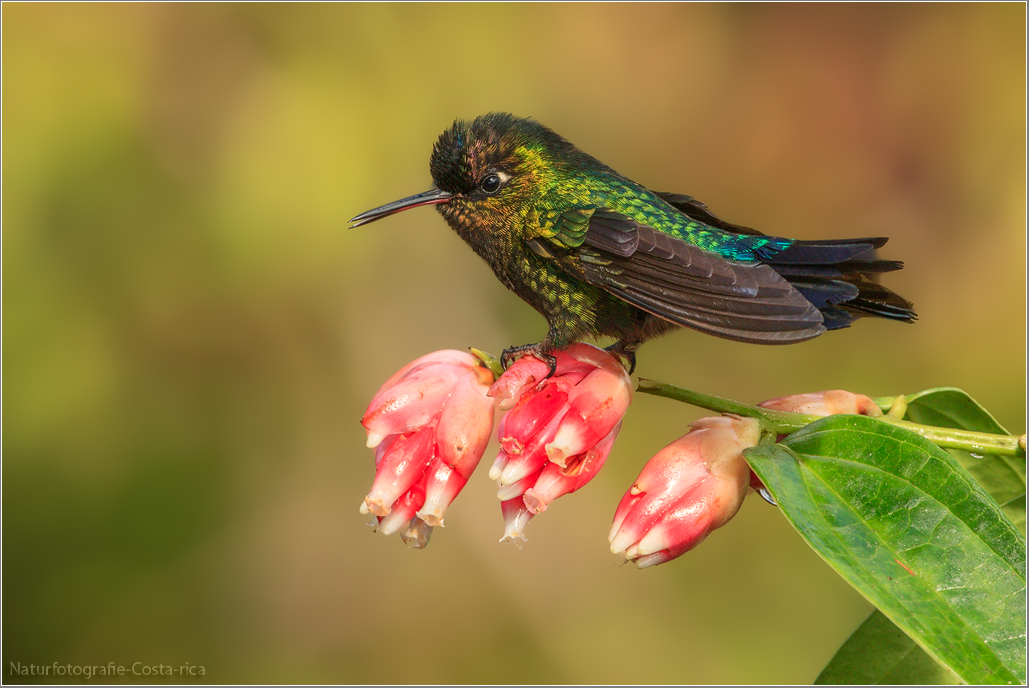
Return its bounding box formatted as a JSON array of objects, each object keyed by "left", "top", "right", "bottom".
[
  {"left": 496, "top": 483, "right": 527, "bottom": 501},
  {"left": 633, "top": 553, "right": 667, "bottom": 569},
  {"left": 416, "top": 509, "right": 445, "bottom": 528},
  {"left": 609, "top": 531, "right": 634, "bottom": 555},
  {"left": 607, "top": 523, "right": 622, "bottom": 544},
  {"left": 364, "top": 498, "right": 391, "bottom": 518},
  {"left": 499, "top": 463, "right": 524, "bottom": 485},
  {"left": 499, "top": 532, "right": 528, "bottom": 549},
  {"left": 377, "top": 514, "right": 410, "bottom": 536},
  {"left": 366, "top": 432, "right": 386, "bottom": 449},
  {"left": 488, "top": 452, "right": 509, "bottom": 482}
]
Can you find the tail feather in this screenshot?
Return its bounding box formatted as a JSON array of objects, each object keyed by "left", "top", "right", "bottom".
[
  {"left": 755, "top": 237, "right": 916, "bottom": 328},
  {"left": 771, "top": 259, "right": 904, "bottom": 278},
  {"left": 838, "top": 273, "right": 917, "bottom": 322},
  {"left": 776, "top": 264, "right": 915, "bottom": 328},
  {"left": 757, "top": 237, "right": 889, "bottom": 265},
  {"left": 789, "top": 279, "right": 861, "bottom": 309}
]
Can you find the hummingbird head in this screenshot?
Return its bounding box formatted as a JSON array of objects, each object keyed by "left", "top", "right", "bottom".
[
  {"left": 427, "top": 113, "right": 582, "bottom": 232},
  {"left": 350, "top": 113, "right": 594, "bottom": 231}
]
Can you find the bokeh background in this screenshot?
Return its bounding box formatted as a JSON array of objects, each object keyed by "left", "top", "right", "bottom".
[{"left": 3, "top": 3, "right": 1025, "bottom": 684}]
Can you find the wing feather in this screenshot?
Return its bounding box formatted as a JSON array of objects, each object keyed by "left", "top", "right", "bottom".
[{"left": 547, "top": 209, "right": 828, "bottom": 344}]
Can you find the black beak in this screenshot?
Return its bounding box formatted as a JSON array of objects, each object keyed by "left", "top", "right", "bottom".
[{"left": 349, "top": 188, "right": 453, "bottom": 228}]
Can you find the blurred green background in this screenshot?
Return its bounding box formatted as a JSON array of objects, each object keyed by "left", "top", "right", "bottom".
[{"left": 3, "top": 3, "right": 1025, "bottom": 684}]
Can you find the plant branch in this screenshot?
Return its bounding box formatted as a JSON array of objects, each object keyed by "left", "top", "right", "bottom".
[{"left": 637, "top": 379, "right": 1026, "bottom": 458}]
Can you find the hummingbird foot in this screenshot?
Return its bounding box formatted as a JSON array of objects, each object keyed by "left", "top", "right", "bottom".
[
  {"left": 604, "top": 342, "right": 639, "bottom": 375},
  {"left": 501, "top": 343, "right": 558, "bottom": 379}
]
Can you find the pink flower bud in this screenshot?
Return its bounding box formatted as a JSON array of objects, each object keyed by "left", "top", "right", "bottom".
[
  {"left": 372, "top": 349, "right": 478, "bottom": 399},
  {"left": 490, "top": 344, "right": 631, "bottom": 542},
  {"left": 377, "top": 481, "right": 426, "bottom": 536},
  {"left": 416, "top": 458, "right": 466, "bottom": 527},
  {"left": 750, "top": 390, "right": 881, "bottom": 496},
  {"left": 361, "top": 350, "right": 497, "bottom": 547},
  {"left": 498, "top": 412, "right": 563, "bottom": 486},
  {"left": 486, "top": 346, "right": 595, "bottom": 409},
  {"left": 758, "top": 390, "right": 882, "bottom": 417},
  {"left": 609, "top": 416, "right": 761, "bottom": 568},
  {"left": 544, "top": 354, "right": 632, "bottom": 466},
  {"left": 499, "top": 382, "right": 571, "bottom": 456},
  {"left": 524, "top": 421, "right": 620, "bottom": 514},
  {"left": 500, "top": 498, "right": 533, "bottom": 547},
  {"left": 496, "top": 468, "right": 543, "bottom": 502},
  {"left": 435, "top": 366, "right": 496, "bottom": 479},
  {"left": 494, "top": 345, "right": 630, "bottom": 471},
  {"left": 487, "top": 357, "right": 552, "bottom": 411},
  {"left": 362, "top": 425, "right": 435, "bottom": 517},
  {"left": 362, "top": 351, "right": 476, "bottom": 447},
  {"left": 374, "top": 433, "right": 397, "bottom": 468}
]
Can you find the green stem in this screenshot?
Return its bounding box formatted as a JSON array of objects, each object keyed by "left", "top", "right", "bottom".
[
  {"left": 635, "top": 379, "right": 823, "bottom": 433},
  {"left": 876, "top": 417, "right": 1024, "bottom": 456},
  {"left": 637, "top": 378, "right": 1026, "bottom": 458}
]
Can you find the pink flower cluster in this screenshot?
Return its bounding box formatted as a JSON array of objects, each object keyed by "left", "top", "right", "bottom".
[
  {"left": 360, "top": 344, "right": 633, "bottom": 549},
  {"left": 360, "top": 350, "right": 495, "bottom": 547},
  {"left": 486, "top": 344, "right": 632, "bottom": 545},
  {"left": 360, "top": 347, "right": 880, "bottom": 568}
]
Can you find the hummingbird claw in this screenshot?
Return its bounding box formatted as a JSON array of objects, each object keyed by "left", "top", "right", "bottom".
[
  {"left": 604, "top": 343, "right": 638, "bottom": 375},
  {"left": 501, "top": 343, "right": 558, "bottom": 380}
]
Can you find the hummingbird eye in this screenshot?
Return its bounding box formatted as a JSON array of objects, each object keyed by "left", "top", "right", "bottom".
[{"left": 479, "top": 173, "right": 502, "bottom": 194}]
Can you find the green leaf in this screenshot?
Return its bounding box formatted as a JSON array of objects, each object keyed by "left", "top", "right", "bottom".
[
  {"left": 1003, "top": 495, "right": 1027, "bottom": 537},
  {"left": 817, "top": 389, "right": 1027, "bottom": 684},
  {"left": 746, "top": 415, "right": 1027, "bottom": 685},
  {"left": 903, "top": 388, "right": 1026, "bottom": 536},
  {"left": 903, "top": 387, "right": 1011, "bottom": 436},
  {"left": 815, "top": 610, "right": 960, "bottom": 685}
]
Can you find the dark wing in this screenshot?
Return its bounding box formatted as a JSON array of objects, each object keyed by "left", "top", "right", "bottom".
[{"left": 530, "top": 210, "right": 827, "bottom": 344}]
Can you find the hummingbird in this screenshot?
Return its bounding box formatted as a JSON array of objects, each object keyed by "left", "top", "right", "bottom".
[{"left": 351, "top": 113, "right": 915, "bottom": 375}]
